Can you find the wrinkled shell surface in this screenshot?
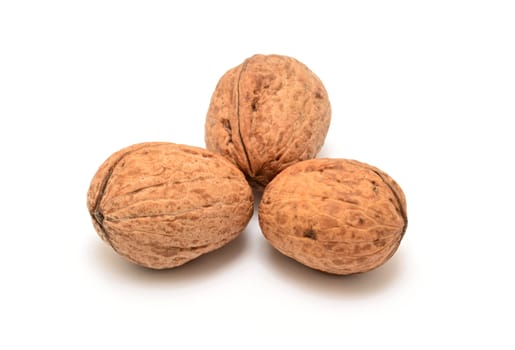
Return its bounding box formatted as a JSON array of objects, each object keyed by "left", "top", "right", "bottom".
[
  {"left": 205, "top": 54, "right": 331, "bottom": 188},
  {"left": 87, "top": 142, "right": 253, "bottom": 269},
  {"left": 259, "top": 159, "right": 407, "bottom": 275}
]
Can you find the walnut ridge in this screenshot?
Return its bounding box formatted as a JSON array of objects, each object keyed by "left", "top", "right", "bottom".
[
  {"left": 205, "top": 54, "right": 331, "bottom": 188},
  {"left": 87, "top": 142, "right": 253, "bottom": 269},
  {"left": 258, "top": 159, "right": 407, "bottom": 275}
]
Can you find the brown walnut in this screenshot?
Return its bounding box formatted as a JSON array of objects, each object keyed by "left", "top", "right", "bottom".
[
  {"left": 87, "top": 142, "right": 253, "bottom": 269},
  {"left": 205, "top": 54, "right": 331, "bottom": 188},
  {"left": 258, "top": 159, "right": 407, "bottom": 275}
]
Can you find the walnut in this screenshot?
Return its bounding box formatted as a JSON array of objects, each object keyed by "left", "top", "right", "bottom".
[
  {"left": 205, "top": 54, "right": 331, "bottom": 188},
  {"left": 87, "top": 142, "right": 253, "bottom": 269},
  {"left": 258, "top": 159, "right": 407, "bottom": 275}
]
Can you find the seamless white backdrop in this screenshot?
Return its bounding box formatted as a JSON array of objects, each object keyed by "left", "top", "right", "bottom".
[{"left": 1, "top": 1, "right": 514, "bottom": 348}]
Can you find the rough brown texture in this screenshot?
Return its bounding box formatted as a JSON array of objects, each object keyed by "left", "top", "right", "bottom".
[
  {"left": 87, "top": 142, "right": 253, "bottom": 269},
  {"left": 205, "top": 54, "right": 331, "bottom": 188},
  {"left": 258, "top": 159, "right": 407, "bottom": 275}
]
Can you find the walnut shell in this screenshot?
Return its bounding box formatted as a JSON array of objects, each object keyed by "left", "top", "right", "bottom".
[
  {"left": 87, "top": 142, "right": 253, "bottom": 269},
  {"left": 258, "top": 159, "right": 407, "bottom": 275},
  {"left": 205, "top": 54, "right": 331, "bottom": 188}
]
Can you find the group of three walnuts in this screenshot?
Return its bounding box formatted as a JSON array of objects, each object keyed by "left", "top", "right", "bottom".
[{"left": 87, "top": 54, "right": 408, "bottom": 275}]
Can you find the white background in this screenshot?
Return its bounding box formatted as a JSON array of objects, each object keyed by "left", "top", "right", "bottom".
[{"left": 1, "top": 1, "right": 514, "bottom": 348}]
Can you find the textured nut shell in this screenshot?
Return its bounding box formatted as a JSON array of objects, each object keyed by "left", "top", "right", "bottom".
[
  {"left": 205, "top": 54, "right": 331, "bottom": 188},
  {"left": 258, "top": 159, "right": 407, "bottom": 275},
  {"left": 87, "top": 142, "right": 253, "bottom": 269}
]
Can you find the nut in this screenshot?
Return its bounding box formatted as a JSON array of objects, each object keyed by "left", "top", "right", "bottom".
[
  {"left": 205, "top": 54, "right": 331, "bottom": 188},
  {"left": 258, "top": 159, "right": 407, "bottom": 275},
  {"left": 87, "top": 142, "right": 253, "bottom": 269}
]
